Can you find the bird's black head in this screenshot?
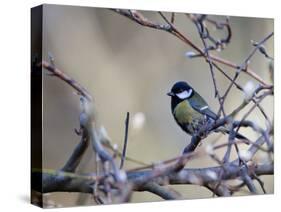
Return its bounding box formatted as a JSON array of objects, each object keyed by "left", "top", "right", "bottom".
[{"left": 167, "top": 81, "right": 194, "bottom": 101}]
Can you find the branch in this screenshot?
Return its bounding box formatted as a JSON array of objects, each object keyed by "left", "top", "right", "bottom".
[
  {"left": 120, "top": 112, "right": 130, "bottom": 169},
  {"left": 40, "top": 59, "right": 134, "bottom": 203},
  {"left": 79, "top": 96, "right": 125, "bottom": 183},
  {"left": 139, "top": 182, "right": 182, "bottom": 200},
  {"left": 218, "top": 32, "right": 274, "bottom": 115},
  {"left": 37, "top": 10, "right": 274, "bottom": 201},
  {"left": 112, "top": 9, "right": 272, "bottom": 87},
  {"left": 41, "top": 61, "right": 92, "bottom": 101},
  {"left": 240, "top": 165, "right": 257, "bottom": 194},
  {"left": 32, "top": 162, "right": 273, "bottom": 195},
  {"left": 61, "top": 130, "right": 89, "bottom": 172},
  {"left": 205, "top": 183, "right": 231, "bottom": 196}
]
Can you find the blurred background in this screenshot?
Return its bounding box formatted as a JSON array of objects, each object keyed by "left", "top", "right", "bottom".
[{"left": 41, "top": 4, "right": 273, "bottom": 207}]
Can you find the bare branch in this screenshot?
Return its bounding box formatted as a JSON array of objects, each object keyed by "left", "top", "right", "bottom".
[
  {"left": 41, "top": 61, "right": 92, "bottom": 101},
  {"left": 33, "top": 10, "right": 274, "bottom": 203},
  {"left": 32, "top": 162, "right": 273, "bottom": 194},
  {"left": 139, "top": 182, "right": 182, "bottom": 200},
  {"left": 112, "top": 9, "right": 272, "bottom": 87},
  {"left": 120, "top": 112, "right": 130, "bottom": 169},
  {"left": 61, "top": 130, "right": 89, "bottom": 172}
]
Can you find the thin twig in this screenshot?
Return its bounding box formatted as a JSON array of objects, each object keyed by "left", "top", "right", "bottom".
[
  {"left": 41, "top": 61, "right": 92, "bottom": 101},
  {"left": 170, "top": 12, "right": 175, "bottom": 24},
  {"left": 112, "top": 9, "right": 272, "bottom": 87},
  {"left": 120, "top": 112, "right": 130, "bottom": 169},
  {"left": 219, "top": 32, "right": 274, "bottom": 115}
]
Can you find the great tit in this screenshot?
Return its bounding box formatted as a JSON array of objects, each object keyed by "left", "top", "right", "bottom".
[{"left": 167, "top": 81, "right": 244, "bottom": 139}]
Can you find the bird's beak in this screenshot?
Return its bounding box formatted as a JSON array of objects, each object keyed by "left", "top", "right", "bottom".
[{"left": 167, "top": 91, "right": 175, "bottom": 96}]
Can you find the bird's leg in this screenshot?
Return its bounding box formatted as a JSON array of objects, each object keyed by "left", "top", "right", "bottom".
[
  {"left": 74, "top": 127, "right": 83, "bottom": 136},
  {"left": 197, "top": 119, "right": 211, "bottom": 138},
  {"left": 198, "top": 130, "right": 208, "bottom": 139}
]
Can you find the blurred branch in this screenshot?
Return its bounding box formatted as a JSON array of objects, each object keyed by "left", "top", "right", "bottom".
[
  {"left": 39, "top": 59, "right": 133, "bottom": 203},
  {"left": 240, "top": 165, "right": 257, "bottom": 194},
  {"left": 112, "top": 9, "right": 272, "bottom": 87},
  {"left": 251, "top": 40, "right": 274, "bottom": 60},
  {"left": 218, "top": 32, "right": 274, "bottom": 116},
  {"left": 33, "top": 10, "right": 274, "bottom": 203},
  {"left": 139, "top": 182, "right": 182, "bottom": 200},
  {"left": 120, "top": 112, "right": 130, "bottom": 169},
  {"left": 205, "top": 183, "right": 231, "bottom": 196},
  {"left": 187, "top": 13, "right": 225, "bottom": 115},
  {"left": 61, "top": 130, "right": 89, "bottom": 172},
  {"left": 40, "top": 61, "right": 92, "bottom": 101},
  {"left": 32, "top": 162, "right": 273, "bottom": 196}
]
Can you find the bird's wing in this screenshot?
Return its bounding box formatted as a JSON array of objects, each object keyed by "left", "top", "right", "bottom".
[{"left": 189, "top": 96, "right": 218, "bottom": 120}]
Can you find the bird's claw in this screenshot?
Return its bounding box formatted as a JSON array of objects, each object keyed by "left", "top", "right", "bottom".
[{"left": 74, "top": 127, "right": 83, "bottom": 135}]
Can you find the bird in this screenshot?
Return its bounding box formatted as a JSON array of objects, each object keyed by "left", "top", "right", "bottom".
[{"left": 167, "top": 81, "right": 245, "bottom": 139}]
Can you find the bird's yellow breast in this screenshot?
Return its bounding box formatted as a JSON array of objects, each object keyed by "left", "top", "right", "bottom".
[{"left": 173, "top": 100, "right": 203, "bottom": 124}]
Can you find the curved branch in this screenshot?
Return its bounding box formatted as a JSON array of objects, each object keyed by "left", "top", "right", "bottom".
[
  {"left": 41, "top": 61, "right": 93, "bottom": 101},
  {"left": 112, "top": 9, "right": 272, "bottom": 87}
]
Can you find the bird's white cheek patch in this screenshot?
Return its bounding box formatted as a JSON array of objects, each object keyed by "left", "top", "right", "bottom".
[{"left": 176, "top": 89, "right": 193, "bottom": 99}]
